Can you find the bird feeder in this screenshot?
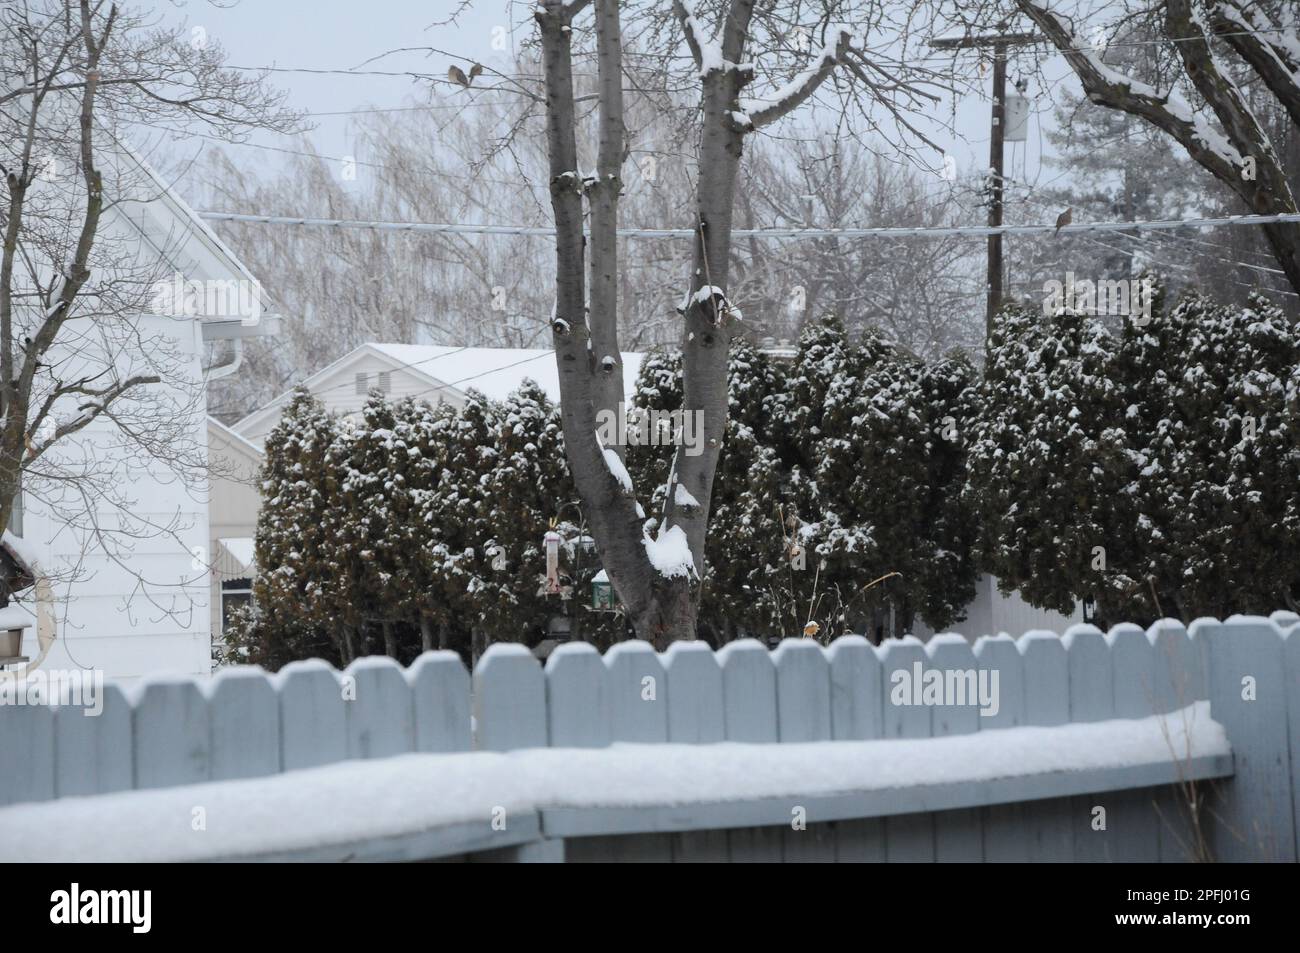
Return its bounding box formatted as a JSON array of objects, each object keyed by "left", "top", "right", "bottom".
[
  {"left": 591, "top": 569, "right": 617, "bottom": 611},
  {"left": 543, "top": 530, "right": 562, "bottom": 595}
]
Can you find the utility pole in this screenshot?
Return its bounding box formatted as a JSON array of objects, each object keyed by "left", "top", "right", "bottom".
[{"left": 932, "top": 27, "right": 1038, "bottom": 344}]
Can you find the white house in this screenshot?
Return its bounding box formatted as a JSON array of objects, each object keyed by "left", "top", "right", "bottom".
[
  {"left": 231, "top": 343, "right": 646, "bottom": 448},
  {"left": 7, "top": 142, "right": 277, "bottom": 683},
  {"left": 206, "top": 417, "right": 264, "bottom": 643}
]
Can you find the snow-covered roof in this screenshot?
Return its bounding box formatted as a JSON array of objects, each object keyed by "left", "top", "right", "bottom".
[
  {"left": 233, "top": 343, "right": 645, "bottom": 441},
  {"left": 100, "top": 132, "right": 273, "bottom": 319},
  {"left": 0, "top": 603, "right": 35, "bottom": 631},
  {"left": 368, "top": 344, "right": 644, "bottom": 406},
  {"left": 207, "top": 415, "right": 265, "bottom": 460}
]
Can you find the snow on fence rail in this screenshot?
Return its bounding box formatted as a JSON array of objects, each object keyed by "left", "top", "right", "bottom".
[{"left": 0, "top": 615, "right": 1296, "bottom": 863}]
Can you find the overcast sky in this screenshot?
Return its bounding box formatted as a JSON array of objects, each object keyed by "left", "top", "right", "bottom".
[{"left": 141, "top": 0, "right": 1078, "bottom": 221}]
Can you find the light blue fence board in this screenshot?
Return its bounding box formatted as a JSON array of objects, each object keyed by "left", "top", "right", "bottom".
[
  {"left": 276, "top": 660, "right": 347, "bottom": 771},
  {"left": 772, "top": 638, "right": 832, "bottom": 743},
  {"left": 880, "top": 637, "right": 935, "bottom": 862},
  {"left": 661, "top": 641, "right": 727, "bottom": 859},
  {"left": 1286, "top": 625, "right": 1300, "bottom": 860},
  {"left": 604, "top": 641, "right": 667, "bottom": 743},
  {"left": 717, "top": 639, "right": 778, "bottom": 743},
  {"left": 344, "top": 657, "right": 416, "bottom": 760},
  {"left": 1147, "top": 621, "right": 1203, "bottom": 862},
  {"left": 1063, "top": 625, "right": 1114, "bottom": 861},
  {"left": 209, "top": 667, "right": 280, "bottom": 781},
  {"left": 473, "top": 644, "right": 546, "bottom": 752},
  {"left": 545, "top": 642, "right": 610, "bottom": 748},
  {"left": 54, "top": 682, "right": 132, "bottom": 799},
  {"left": 827, "top": 635, "right": 883, "bottom": 741},
  {"left": 975, "top": 634, "right": 1025, "bottom": 861},
  {"left": 1198, "top": 617, "right": 1296, "bottom": 862},
  {"left": 1108, "top": 624, "right": 1162, "bottom": 862},
  {"left": 1018, "top": 633, "right": 1073, "bottom": 862},
  {"left": 0, "top": 696, "right": 53, "bottom": 806},
  {"left": 833, "top": 817, "right": 886, "bottom": 861},
  {"left": 408, "top": 651, "right": 471, "bottom": 753},
  {"left": 783, "top": 821, "right": 836, "bottom": 861},
  {"left": 926, "top": 635, "right": 983, "bottom": 862},
  {"left": 133, "top": 678, "right": 209, "bottom": 790},
  {"left": 662, "top": 641, "right": 725, "bottom": 744}
]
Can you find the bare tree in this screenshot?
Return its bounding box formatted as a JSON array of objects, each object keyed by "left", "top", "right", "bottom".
[
  {"left": 738, "top": 135, "right": 983, "bottom": 356},
  {"left": 535, "top": 0, "right": 949, "bottom": 646},
  {"left": 0, "top": 0, "right": 293, "bottom": 605},
  {"left": 1016, "top": 0, "right": 1300, "bottom": 302}
]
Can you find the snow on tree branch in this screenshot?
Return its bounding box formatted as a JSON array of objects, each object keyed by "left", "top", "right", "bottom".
[
  {"left": 1016, "top": 1, "right": 1245, "bottom": 179},
  {"left": 1208, "top": 0, "right": 1300, "bottom": 129},
  {"left": 674, "top": 0, "right": 747, "bottom": 79},
  {"left": 741, "top": 28, "right": 854, "bottom": 128}
]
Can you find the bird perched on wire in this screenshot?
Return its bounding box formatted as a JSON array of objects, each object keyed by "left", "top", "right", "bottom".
[{"left": 1055, "top": 207, "right": 1073, "bottom": 235}]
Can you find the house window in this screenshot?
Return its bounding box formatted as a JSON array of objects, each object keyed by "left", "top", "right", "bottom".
[
  {"left": 220, "top": 577, "right": 253, "bottom": 632},
  {"left": 354, "top": 372, "right": 369, "bottom": 395},
  {"left": 377, "top": 371, "right": 392, "bottom": 394}
]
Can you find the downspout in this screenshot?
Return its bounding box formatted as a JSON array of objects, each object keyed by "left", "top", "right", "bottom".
[{"left": 204, "top": 338, "right": 243, "bottom": 383}]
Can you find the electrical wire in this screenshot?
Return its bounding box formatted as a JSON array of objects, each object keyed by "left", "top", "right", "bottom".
[{"left": 196, "top": 208, "right": 1300, "bottom": 240}]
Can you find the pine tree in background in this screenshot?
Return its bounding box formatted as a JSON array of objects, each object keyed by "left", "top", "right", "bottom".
[
  {"left": 630, "top": 323, "right": 980, "bottom": 643},
  {"left": 701, "top": 337, "right": 793, "bottom": 643},
  {"left": 341, "top": 393, "right": 410, "bottom": 659},
  {"left": 432, "top": 389, "right": 498, "bottom": 662},
  {"left": 791, "top": 319, "right": 978, "bottom": 637},
  {"left": 393, "top": 397, "right": 453, "bottom": 653},
  {"left": 971, "top": 286, "right": 1300, "bottom": 626},
  {"left": 314, "top": 413, "right": 369, "bottom": 658},
  {"left": 1114, "top": 287, "right": 1300, "bottom": 620},
  {"left": 223, "top": 387, "right": 343, "bottom": 668},
  {"left": 472, "top": 381, "right": 563, "bottom": 645},
  {"left": 914, "top": 351, "right": 981, "bottom": 628},
  {"left": 965, "top": 304, "right": 1123, "bottom": 619}
]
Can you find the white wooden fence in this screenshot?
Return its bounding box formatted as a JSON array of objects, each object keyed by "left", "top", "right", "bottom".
[{"left": 0, "top": 615, "right": 1296, "bottom": 862}]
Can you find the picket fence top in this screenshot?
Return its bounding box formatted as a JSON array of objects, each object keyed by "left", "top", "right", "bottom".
[{"left": 93, "top": 611, "right": 1299, "bottom": 696}]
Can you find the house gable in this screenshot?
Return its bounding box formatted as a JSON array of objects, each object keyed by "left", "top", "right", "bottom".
[{"left": 233, "top": 344, "right": 644, "bottom": 447}]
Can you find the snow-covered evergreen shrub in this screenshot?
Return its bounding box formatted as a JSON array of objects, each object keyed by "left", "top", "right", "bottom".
[{"left": 970, "top": 286, "right": 1300, "bottom": 625}]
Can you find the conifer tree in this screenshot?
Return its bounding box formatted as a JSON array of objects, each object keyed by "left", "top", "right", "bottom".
[
  {"left": 229, "top": 386, "right": 345, "bottom": 667},
  {"left": 966, "top": 304, "right": 1123, "bottom": 619}
]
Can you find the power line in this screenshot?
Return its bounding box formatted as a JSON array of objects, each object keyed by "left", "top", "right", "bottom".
[{"left": 197, "top": 209, "right": 1300, "bottom": 240}]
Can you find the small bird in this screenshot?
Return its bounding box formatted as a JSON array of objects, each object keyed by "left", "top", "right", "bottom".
[
  {"left": 1055, "top": 207, "right": 1073, "bottom": 235},
  {"left": 447, "top": 65, "right": 470, "bottom": 88}
]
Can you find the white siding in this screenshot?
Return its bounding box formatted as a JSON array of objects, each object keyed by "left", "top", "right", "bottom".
[
  {"left": 237, "top": 357, "right": 461, "bottom": 446},
  {"left": 208, "top": 420, "right": 264, "bottom": 640},
  {"left": 910, "top": 575, "right": 1083, "bottom": 642},
  {"left": 16, "top": 313, "right": 211, "bottom": 684}
]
